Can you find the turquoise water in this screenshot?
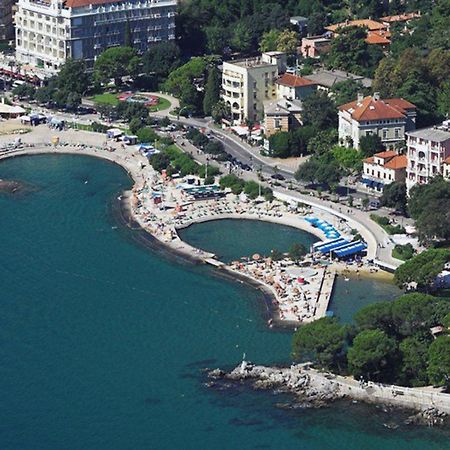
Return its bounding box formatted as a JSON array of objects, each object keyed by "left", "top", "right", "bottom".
[
  {"left": 180, "top": 219, "right": 401, "bottom": 322},
  {"left": 179, "top": 219, "right": 319, "bottom": 262},
  {"left": 0, "top": 154, "right": 448, "bottom": 450}
]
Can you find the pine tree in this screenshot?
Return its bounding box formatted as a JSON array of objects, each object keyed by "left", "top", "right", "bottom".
[{"left": 202, "top": 66, "right": 220, "bottom": 116}]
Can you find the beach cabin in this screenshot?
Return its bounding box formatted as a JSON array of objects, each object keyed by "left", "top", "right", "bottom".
[
  {"left": 106, "top": 128, "right": 123, "bottom": 139},
  {"left": 122, "top": 135, "right": 138, "bottom": 145}
]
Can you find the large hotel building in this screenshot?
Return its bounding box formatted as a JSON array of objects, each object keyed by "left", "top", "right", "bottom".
[{"left": 15, "top": 0, "right": 177, "bottom": 74}]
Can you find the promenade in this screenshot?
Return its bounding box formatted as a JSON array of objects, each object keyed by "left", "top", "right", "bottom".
[{"left": 0, "top": 126, "right": 392, "bottom": 325}]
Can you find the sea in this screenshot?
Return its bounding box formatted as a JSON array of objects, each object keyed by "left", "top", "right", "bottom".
[{"left": 0, "top": 154, "right": 448, "bottom": 450}]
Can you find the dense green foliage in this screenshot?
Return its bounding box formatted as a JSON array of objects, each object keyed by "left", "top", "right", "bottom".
[
  {"left": 219, "top": 174, "right": 273, "bottom": 200},
  {"left": 370, "top": 214, "right": 405, "bottom": 235},
  {"left": 94, "top": 47, "right": 140, "bottom": 86},
  {"left": 380, "top": 182, "right": 407, "bottom": 212},
  {"left": 324, "top": 27, "right": 384, "bottom": 77},
  {"left": 394, "top": 249, "right": 450, "bottom": 290},
  {"left": 293, "top": 292, "right": 450, "bottom": 387},
  {"left": 292, "top": 317, "right": 348, "bottom": 371},
  {"left": 392, "top": 243, "right": 415, "bottom": 261},
  {"left": 408, "top": 177, "right": 450, "bottom": 242}
]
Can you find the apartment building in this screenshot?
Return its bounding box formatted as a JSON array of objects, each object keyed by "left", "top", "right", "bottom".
[
  {"left": 0, "top": 0, "right": 16, "bottom": 40},
  {"left": 15, "top": 0, "right": 177, "bottom": 74},
  {"left": 221, "top": 51, "right": 286, "bottom": 124},
  {"left": 362, "top": 150, "right": 407, "bottom": 192},
  {"left": 406, "top": 121, "right": 450, "bottom": 192},
  {"left": 338, "top": 93, "right": 416, "bottom": 149}
]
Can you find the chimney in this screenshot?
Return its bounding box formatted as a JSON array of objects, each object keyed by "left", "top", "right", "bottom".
[
  {"left": 357, "top": 92, "right": 364, "bottom": 102},
  {"left": 373, "top": 92, "right": 380, "bottom": 101}
]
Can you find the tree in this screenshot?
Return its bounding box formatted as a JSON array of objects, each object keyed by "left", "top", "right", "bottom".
[
  {"left": 292, "top": 317, "right": 348, "bottom": 371},
  {"left": 295, "top": 153, "right": 343, "bottom": 189},
  {"left": 359, "top": 134, "right": 384, "bottom": 156},
  {"left": 325, "top": 26, "right": 383, "bottom": 77},
  {"left": 302, "top": 91, "right": 337, "bottom": 130},
  {"left": 331, "top": 80, "right": 368, "bottom": 106},
  {"left": 12, "top": 83, "right": 35, "bottom": 99},
  {"left": 94, "top": 47, "right": 139, "bottom": 86},
  {"left": 270, "top": 248, "right": 283, "bottom": 261},
  {"left": 276, "top": 29, "right": 299, "bottom": 55},
  {"left": 347, "top": 329, "right": 398, "bottom": 382},
  {"left": 259, "top": 29, "right": 280, "bottom": 52},
  {"left": 211, "top": 100, "right": 231, "bottom": 123},
  {"left": 289, "top": 243, "right": 307, "bottom": 261},
  {"left": 307, "top": 12, "right": 327, "bottom": 36},
  {"left": 137, "top": 127, "right": 158, "bottom": 144},
  {"left": 394, "top": 249, "right": 450, "bottom": 290},
  {"left": 231, "top": 22, "right": 253, "bottom": 52},
  {"left": 427, "top": 336, "right": 450, "bottom": 388},
  {"left": 268, "top": 131, "right": 291, "bottom": 158},
  {"left": 408, "top": 177, "right": 450, "bottom": 242},
  {"left": 142, "top": 41, "right": 181, "bottom": 78},
  {"left": 307, "top": 129, "right": 338, "bottom": 155},
  {"left": 380, "top": 182, "right": 407, "bottom": 212},
  {"left": 353, "top": 301, "right": 395, "bottom": 335},
  {"left": 399, "top": 337, "right": 430, "bottom": 387},
  {"left": 203, "top": 66, "right": 220, "bottom": 116},
  {"left": 57, "top": 58, "right": 90, "bottom": 99}
]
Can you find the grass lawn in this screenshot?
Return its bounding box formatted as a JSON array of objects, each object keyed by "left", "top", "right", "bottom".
[
  {"left": 89, "top": 92, "right": 120, "bottom": 106},
  {"left": 148, "top": 96, "right": 171, "bottom": 112}
]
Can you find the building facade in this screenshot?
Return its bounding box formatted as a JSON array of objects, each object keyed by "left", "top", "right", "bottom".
[
  {"left": 300, "top": 34, "right": 331, "bottom": 58},
  {"left": 338, "top": 93, "right": 416, "bottom": 149},
  {"left": 362, "top": 150, "right": 406, "bottom": 192},
  {"left": 406, "top": 122, "right": 450, "bottom": 192},
  {"left": 15, "top": 0, "right": 177, "bottom": 74},
  {"left": 221, "top": 52, "right": 286, "bottom": 124},
  {"left": 264, "top": 98, "right": 303, "bottom": 137},
  {"left": 0, "top": 0, "right": 16, "bottom": 40},
  {"left": 275, "top": 73, "right": 316, "bottom": 101}
]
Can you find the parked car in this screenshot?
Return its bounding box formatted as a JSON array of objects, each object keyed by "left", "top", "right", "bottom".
[{"left": 271, "top": 173, "right": 285, "bottom": 181}]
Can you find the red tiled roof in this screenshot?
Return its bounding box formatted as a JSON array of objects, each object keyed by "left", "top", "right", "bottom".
[
  {"left": 366, "top": 30, "right": 391, "bottom": 45},
  {"left": 276, "top": 73, "right": 316, "bottom": 88},
  {"left": 339, "top": 95, "right": 416, "bottom": 121},
  {"left": 381, "top": 12, "right": 420, "bottom": 23},
  {"left": 364, "top": 156, "right": 375, "bottom": 164},
  {"left": 374, "top": 150, "right": 397, "bottom": 159},
  {"left": 325, "top": 19, "right": 386, "bottom": 32},
  {"left": 384, "top": 155, "right": 407, "bottom": 170}
]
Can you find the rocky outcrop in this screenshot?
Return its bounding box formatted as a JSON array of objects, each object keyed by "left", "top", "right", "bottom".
[{"left": 208, "top": 361, "right": 343, "bottom": 408}]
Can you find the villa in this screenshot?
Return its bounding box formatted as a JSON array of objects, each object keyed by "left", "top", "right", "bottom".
[{"left": 338, "top": 93, "right": 417, "bottom": 149}]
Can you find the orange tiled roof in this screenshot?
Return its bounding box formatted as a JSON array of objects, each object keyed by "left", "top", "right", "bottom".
[
  {"left": 381, "top": 12, "right": 420, "bottom": 23},
  {"left": 366, "top": 30, "right": 391, "bottom": 45},
  {"left": 276, "top": 73, "right": 316, "bottom": 88},
  {"left": 384, "top": 155, "right": 407, "bottom": 170},
  {"left": 325, "top": 19, "right": 386, "bottom": 32},
  {"left": 374, "top": 150, "right": 397, "bottom": 159},
  {"left": 339, "top": 95, "right": 416, "bottom": 121},
  {"left": 364, "top": 156, "right": 375, "bottom": 164}
]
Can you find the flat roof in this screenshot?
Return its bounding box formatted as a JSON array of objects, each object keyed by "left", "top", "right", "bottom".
[{"left": 407, "top": 126, "right": 450, "bottom": 143}]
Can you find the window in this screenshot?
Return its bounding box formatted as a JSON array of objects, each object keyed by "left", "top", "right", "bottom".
[
  {"left": 382, "top": 129, "right": 388, "bottom": 139},
  {"left": 394, "top": 128, "right": 400, "bottom": 138}
]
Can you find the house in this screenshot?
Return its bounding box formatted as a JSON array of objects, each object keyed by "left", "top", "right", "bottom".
[
  {"left": 275, "top": 73, "right": 317, "bottom": 101},
  {"left": 221, "top": 52, "right": 287, "bottom": 124},
  {"left": 290, "top": 16, "right": 308, "bottom": 33},
  {"left": 380, "top": 12, "right": 421, "bottom": 29},
  {"left": 300, "top": 34, "right": 332, "bottom": 59},
  {"left": 443, "top": 156, "right": 450, "bottom": 180},
  {"left": 406, "top": 121, "right": 450, "bottom": 192},
  {"left": 325, "top": 19, "right": 387, "bottom": 36},
  {"left": 325, "top": 18, "right": 392, "bottom": 47},
  {"left": 306, "top": 69, "right": 372, "bottom": 91},
  {"left": 338, "top": 93, "right": 416, "bottom": 149},
  {"left": 362, "top": 150, "right": 407, "bottom": 192},
  {"left": 263, "top": 98, "right": 303, "bottom": 137},
  {"left": 15, "top": 0, "right": 177, "bottom": 74}
]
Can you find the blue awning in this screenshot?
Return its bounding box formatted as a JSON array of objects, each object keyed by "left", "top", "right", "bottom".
[
  {"left": 334, "top": 241, "right": 367, "bottom": 258},
  {"left": 318, "top": 238, "right": 350, "bottom": 254},
  {"left": 314, "top": 237, "right": 343, "bottom": 250}
]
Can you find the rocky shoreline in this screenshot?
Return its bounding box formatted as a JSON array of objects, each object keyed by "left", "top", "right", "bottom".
[
  {"left": 0, "top": 179, "right": 25, "bottom": 194},
  {"left": 207, "top": 362, "right": 449, "bottom": 427}
]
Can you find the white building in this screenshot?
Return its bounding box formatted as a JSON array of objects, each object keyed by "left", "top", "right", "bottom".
[
  {"left": 362, "top": 150, "right": 407, "bottom": 192},
  {"left": 221, "top": 51, "right": 286, "bottom": 124},
  {"left": 406, "top": 121, "right": 450, "bottom": 192},
  {"left": 15, "top": 0, "right": 177, "bottom": 74},
  {"left": 338, "top": 93, "right": 416, "bottom": 149}
]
